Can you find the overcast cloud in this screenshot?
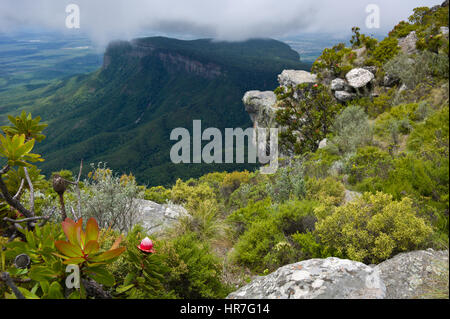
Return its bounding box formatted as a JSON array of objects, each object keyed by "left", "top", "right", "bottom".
[{"left": 0, "top": 0, "right": 444, "bottom": 45}]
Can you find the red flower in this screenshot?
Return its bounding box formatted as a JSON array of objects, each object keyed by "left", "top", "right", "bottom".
[
  {"left": 138, "top": 237, "right": 155, "bottom": 253},
  {"left": 313, "top": 84, "right": 318, "bottom": 88}
]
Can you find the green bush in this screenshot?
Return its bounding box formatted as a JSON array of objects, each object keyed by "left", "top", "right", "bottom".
[
  {"left": 166, "top": 232, "right": 230, "bottom": 299},
  {"left": 329, "top": 105, "right": 373, "bottom": 154},
  {"left": 301, "top": 150, "right": 341, "bottom": 179},
  {"left": 348, "top": 146, "right": 393, "bottom": 185},
  {"left": 306, "top": 177, "right": 345, "bottom": 206},
  {"left": 312, "top": 43, "right": 354, "bottom": 78},
  {"left": 384, "top": 51, "right": 448, "bottom": 89},
  {"left": 267, "top": 165, "right": 306, "bottom": 203},
  {"left": 170, "top": 179, "right": 217, "bottom": 212},
  {"left": 369, "top": 37, "right": 400, "bottom": 66},
  {"left": 231, "top": 218, "right": 286, "bottom": 272},
  {"left": 65, "top": 163, "right": 144, "bottom": 233},
  {"left": 291, "top": 232, "right": 337, "bottom": 260},
  {"left": 227, "top": 198, "right": 273, "bottom": 237},
  {"left": 228, "top": 175, "right": 270, "bottom": 210},
  {"left": 144, "top": 186, "right": 171, "bottom": 204},
  {"left": 273, "top": 200, "right": 318, "bottom": 236},
  {"left": 276, "top": 83, "right": 343, "bottom": 155},
  {"left": 316, "top": 192, "right": 433, "bottom": 264}
]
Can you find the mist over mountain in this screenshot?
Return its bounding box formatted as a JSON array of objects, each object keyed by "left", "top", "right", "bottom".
[{"left": 5, "top": 37, "right": 310, "bottom": 185}]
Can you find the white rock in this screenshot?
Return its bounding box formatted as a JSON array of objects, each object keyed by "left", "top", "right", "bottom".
[
  {"left": 227, "top": 257, "right": 386, "bottom": 299},
  {"left": 345, "top": 68, "right": 375, "bottom": 89},
  {"left": 242, "top": 90, "right": 277, "bottom": 123},
  {"left": 278, "top": 70, "right": 317, "bottom": 88},
  {"left": 331, "top": 78, "right": 347, "bottom": 91},
  {"left": 335, "top": 90, "right": 356, "bottom": 102},
  {"left": 318, "top": 138, "right": 328, "bottom": 149},
  {"left": 134, "top": 199, "right": 190, "bottom": 235},
  {"left": 398, "top": 31, "right": 418, "bottom": 55}
]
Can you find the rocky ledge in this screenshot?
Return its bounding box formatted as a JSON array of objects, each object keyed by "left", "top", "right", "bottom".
[{"left": 227, "top": 249, "right": 448, "bottom": 299}]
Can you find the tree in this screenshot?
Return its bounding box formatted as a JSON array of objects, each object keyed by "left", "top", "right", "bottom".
[{"left": 276, "top": 83, "right": 343, "bottom": 155}]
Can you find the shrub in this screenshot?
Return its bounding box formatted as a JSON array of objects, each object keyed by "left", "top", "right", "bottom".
[
  {"left": 220, "top": 171, "right": 250, "bottom": 198},
  {"left": 227, "top": 175, "right": 269, "bottom": 210},
  {"left": 67, "top": 163, "right": 144, "bottom": 233},
  {"left": 144, "top": 186, "right": 171, "bottom": 204},
  {"left": 306, "top": 177, "right": 345, "bottom": 206},
  {"left": 170, "top": 179, "right": 217, "bottom": 212},
  {"left": 273, "top": 200, "right": 318, "bottom": 236},
  {"left": 267, "top": 165, "right": 306, "bottom": 203},
  {"left": 329, "top": 105, "right": 373, "bottom": 154},
  {"left": 347, "top": 146, "right": 393, "bottom": 185},
  {"left": 370, "top": 37, "right": 400, "bottom": 66},
  {"left": 231, "top": 218, "right": 286, "bottom": 272},
  {"left": 384, "top": 51, "right": 448, "bottom": 89},
  {"left": 291, "top": 232, "right": 337, "bottom": 260},
  {"left": 301, "top": 150, "right": 341, "bottom": 179},
  {"left": 316, "top": 192, "right": 433, "bottom": 264},
  {"left": 276, "top": 83, "right": 343, "bottom": 155},
  {"left": 165, "top": 232, "right": 230, "bottom": 299},
  {"left": 227, "top": 198, "right": 273, "bottom": 237},
  {"left": 389, "top": 21, "right": 418, "bottom": 38},
  {"left": 230, "top": 200, "right": 321, "bottom": 272},
  {"left": 312, "top": 43, "right": 354, "bottom": 78}
]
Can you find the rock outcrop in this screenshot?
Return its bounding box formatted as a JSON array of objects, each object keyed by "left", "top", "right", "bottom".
[
  {"left": 134, "top": 199, "right": 189, "bottom": 235},
  {"left": 227, "top": 250, "right": 449, "bottom": 299},
  {"left": 375, "top": 249, "right": 449, "bottom": 299},
  {"left": 278, "top": 70, "right": 317, "bottom": 89},
  {"left": 242, "top": 90, "right": 277, "bottom": 125},
  {"left": 227, "top": 257, "right": 386, "bottom": 299},
  {"left": 398, "top": 31, "right": 419, "bottom": 55}
]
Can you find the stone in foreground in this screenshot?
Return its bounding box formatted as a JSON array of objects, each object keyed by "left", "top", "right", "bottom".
[
  {"left": 375, "top": 249, "right": 449, "bottom": 299},
  {"left": 227, "top": 257, "right": 385, "bottom": 299},
  {"left": 345, "top": 68, "right": 375, "bottom": 89}
]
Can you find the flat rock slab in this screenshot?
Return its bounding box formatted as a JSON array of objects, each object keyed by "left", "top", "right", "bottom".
[
  {"left": 374, "top": 249, "right": 449, "bottom": 299},
  {"left": 227, "top": 257, "right": 385, "bottom": 299}
]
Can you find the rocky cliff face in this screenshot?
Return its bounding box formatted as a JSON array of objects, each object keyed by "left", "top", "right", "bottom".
[
  {"left": 227, "top": 250, "right": 449, "bottom": 299},
  {"left": 103, "top": 40, "right": 222, "bottom": 79}
]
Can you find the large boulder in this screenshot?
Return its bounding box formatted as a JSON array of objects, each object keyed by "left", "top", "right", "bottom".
[
  {"left": 374, "top": 249, "right": 449, "bottom": 299},
  {"left": 134, "top": 199, "right": 189, "bottom": 235},
  {"left": 278, "top": 70, "right": 317, "bottom": 88},
  {"left": 345, "top": 68, "right": 375, "bottom": 89},
  {"left": 227, "top": 257, "right": 385, "bottom": 299},
  {"left": 242, "top": 90, "right": 277, "bottom": 124},
  {"left": 398, "top": 31, "right": 418, "bottom": 55}
]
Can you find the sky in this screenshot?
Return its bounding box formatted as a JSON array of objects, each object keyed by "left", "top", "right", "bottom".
[{"left": 0, "top": 0, "right": 444, "bottom": 46}]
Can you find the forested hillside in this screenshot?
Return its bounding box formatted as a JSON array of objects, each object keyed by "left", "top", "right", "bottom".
[{"left": 0, "top": 38, "right": 309, "bottom": 186}]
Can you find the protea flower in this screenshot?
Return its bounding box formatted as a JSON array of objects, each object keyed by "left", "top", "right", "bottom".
[{"left": 137, "top": 237, "right": 155, "bottom": 253}]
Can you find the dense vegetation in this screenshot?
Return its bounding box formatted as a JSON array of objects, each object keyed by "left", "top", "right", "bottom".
[
  {"left": 0, "top": 3, "right": 448, "bottom": 299},
  {"left": 0, "top": 38, "right": 310, "bottom": 187}
]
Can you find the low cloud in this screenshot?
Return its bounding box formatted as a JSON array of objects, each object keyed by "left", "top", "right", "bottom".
[{"left": 0, "top": 0, "right": 443, "bottom": 46}]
